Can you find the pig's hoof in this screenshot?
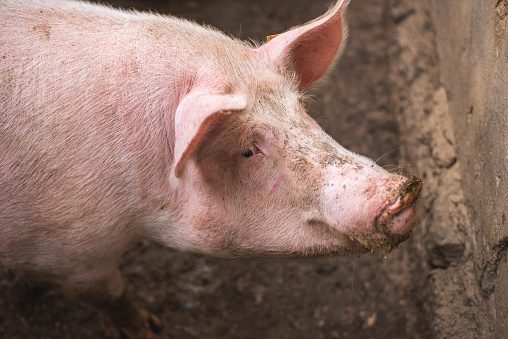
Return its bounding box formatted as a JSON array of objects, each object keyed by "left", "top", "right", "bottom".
[
  {"left": 102, "top": 307, "right": 162, "bottom": 339},
  {"left": 138, "top": 307, "right": 163, "bottom": 332},
  {"left": 119, "top": 308, "right": 162, "bottom": 339}
]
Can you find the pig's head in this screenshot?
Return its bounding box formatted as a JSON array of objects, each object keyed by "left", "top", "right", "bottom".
[{"left": 169, "top": 0, "right": 422, "bottom": 258}]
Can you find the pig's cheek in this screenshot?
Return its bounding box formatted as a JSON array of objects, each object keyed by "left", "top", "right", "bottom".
[{"left": 237, "top": 155, "right": 273, "bottom": 189}]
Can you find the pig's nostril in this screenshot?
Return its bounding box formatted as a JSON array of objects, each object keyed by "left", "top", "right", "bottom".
[
  {"left": 378, "top": 177, "right": 422, "bottom": 236},
  {"left": 399, "top": 176, "right": 423, "bottom": 202},
  {"left": 393, "top": 177, "right": 422, "bottom": 209}
]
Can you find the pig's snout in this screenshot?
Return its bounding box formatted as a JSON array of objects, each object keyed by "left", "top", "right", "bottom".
[{"left": 377, "top": 176, "right": 422, "bottom": 236}]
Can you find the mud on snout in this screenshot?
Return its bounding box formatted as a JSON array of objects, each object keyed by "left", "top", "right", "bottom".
[{"left": 349, "top": 176, "right": 423, "bottom": 255}]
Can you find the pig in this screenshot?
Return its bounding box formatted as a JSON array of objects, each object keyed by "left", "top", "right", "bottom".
[{"left": 0, "top": 0, "right": 422, "bottom": 337}]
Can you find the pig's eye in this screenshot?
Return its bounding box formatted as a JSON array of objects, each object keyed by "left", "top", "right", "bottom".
[
  {"left": 242, "top": 147, "right": 254, "bottom": 158},
  {"left": 242, "top": 145, "right": 261, "bottom": 158}
]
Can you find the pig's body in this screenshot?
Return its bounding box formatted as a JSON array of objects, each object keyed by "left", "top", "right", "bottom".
[
  {"left": 0, "top": 0, "right": 421, "bottom": 337},
  {"left": 1, "top": 0, "right": 201, "bottom": 268}
]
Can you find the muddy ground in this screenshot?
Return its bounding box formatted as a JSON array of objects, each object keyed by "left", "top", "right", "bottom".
[{"left": 0, "top": 1, "right": 435, "bottom": 338}]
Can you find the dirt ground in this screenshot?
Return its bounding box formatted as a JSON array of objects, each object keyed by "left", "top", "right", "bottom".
[{"left": 0, "top": 1, "right": 434, "bottom": 338}]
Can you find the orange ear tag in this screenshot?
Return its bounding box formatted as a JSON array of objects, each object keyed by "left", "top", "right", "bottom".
[{"left": 266, "top": 34, "right": 281, "bottom": 42}]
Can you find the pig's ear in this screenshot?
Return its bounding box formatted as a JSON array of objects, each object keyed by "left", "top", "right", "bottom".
[
  {"left": 173, "top": 92, "right": 248, "bottom": 178},
  {"left": 258, "top": 0, "right": 350, "bottom": 89}
]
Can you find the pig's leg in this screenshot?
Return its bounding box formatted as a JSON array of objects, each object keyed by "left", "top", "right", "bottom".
[{"left": 63, "top": 265, "right": 161, "bottom": 339}]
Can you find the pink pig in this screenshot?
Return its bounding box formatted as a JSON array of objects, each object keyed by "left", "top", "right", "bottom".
[{"left": 0, "top": 0, "right": 422, "bottom": 337}]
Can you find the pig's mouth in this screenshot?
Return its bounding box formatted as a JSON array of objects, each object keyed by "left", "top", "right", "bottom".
[
  {"left": 341, "top": 176, "right": 422, "bottom": 254},
  {"left": 346, "top": 233, "right": 412, "bottom": 255}
]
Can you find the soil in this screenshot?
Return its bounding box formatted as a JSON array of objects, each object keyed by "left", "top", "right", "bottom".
[{"left": 0, "top": 1, "right": 435, "bottom": 338}]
